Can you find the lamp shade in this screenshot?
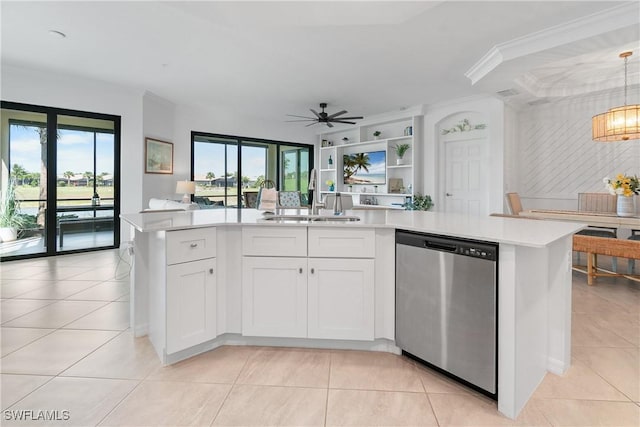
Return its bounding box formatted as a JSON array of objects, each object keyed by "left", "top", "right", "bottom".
[
  {"left": 592, "top": 104, "right": 640, "bottom": 142},
  {"left": 176, "top": 180, "right": 195, "bottom": 194}
]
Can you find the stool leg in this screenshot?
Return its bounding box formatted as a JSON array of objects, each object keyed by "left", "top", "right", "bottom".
[
  {"left": 629, "top": 259, "right": 636, "bottom": 275},
  {"left": 611, "top": 257, "right": 617, "bottom": 273},
  {"left": 588, "top": 253, "right": 595, "bottom": 285}
]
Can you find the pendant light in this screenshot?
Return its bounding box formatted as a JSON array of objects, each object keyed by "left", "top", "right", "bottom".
[{"left": 592, "top": 51, "right": 640, "bottom": 142}]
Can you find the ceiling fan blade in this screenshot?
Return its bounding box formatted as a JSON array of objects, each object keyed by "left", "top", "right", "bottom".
[
  {"left": 326, "top": 122, "right": 334, "bottom": 128},
  {"left": 327, "top": 110, "right": 347, "bottom": 119},
  {"left": 310, "top": 109, "right": 321, "bottom": 118},
  {"left": 305, "top": 122, "right": 319, "bottom": 127},
  {"left": 331, "top": 116, "right": 363, "bottom": 120},
  {"left": 286, "top": 114, "right": 317, "bottom": 119},
  {"left": 331, "top": 120, "right": 356, "bottom": 125},
  {"left": 285, "top": 119, "right": 318, "bottom": 122}
]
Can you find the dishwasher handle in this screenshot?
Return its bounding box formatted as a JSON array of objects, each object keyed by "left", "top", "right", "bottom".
[{"left": 424, "top": 240, "right": 457, "bottom": 252}]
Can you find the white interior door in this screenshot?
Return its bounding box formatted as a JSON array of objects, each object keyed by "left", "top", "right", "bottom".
[{"left": 444, "top": 139, "right": 488, "bottom": 215}]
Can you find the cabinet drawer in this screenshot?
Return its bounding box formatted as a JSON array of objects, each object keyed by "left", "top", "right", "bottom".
[
  {"left": 166, "top": 228, "right": 217, "bottom": 265},
  {"left": 242, "top": 226, "right": 307, "bottom": 257},
  {"left": 308, "top": 228, "right": 375, "bottom": 258}
]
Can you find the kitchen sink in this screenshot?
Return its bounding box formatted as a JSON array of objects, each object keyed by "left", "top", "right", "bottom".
[{"left": 261, "top": 215, "right": 360, "bottom": 223}]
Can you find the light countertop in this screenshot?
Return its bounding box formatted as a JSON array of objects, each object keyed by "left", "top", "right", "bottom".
[{"left": 120, "top": 208, "right": 585, "bottom": 248}]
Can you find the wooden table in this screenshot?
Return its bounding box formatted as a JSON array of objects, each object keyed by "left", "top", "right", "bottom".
[{"left": 521, "top": 209, "right": 640, "bottom": 230}]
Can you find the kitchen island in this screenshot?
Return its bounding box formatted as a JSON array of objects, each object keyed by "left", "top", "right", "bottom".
[{"left": 120, "top": 208, "right": 584, "bottom": 419}]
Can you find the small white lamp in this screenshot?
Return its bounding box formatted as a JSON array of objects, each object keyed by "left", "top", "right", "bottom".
[{"left": 176, "top": 180, "right": 195, "bottom": 204}]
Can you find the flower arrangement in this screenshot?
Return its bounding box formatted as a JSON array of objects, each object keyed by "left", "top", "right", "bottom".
[
  {"left": 603, "top": 174, "right": 639, "bottom": 197},
  {"left": 325, "top": 180, "right": 334, "bottom": 186}
]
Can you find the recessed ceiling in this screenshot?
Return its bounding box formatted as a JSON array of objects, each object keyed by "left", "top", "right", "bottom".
[{"left": 1, "top": 1, "right": 636, "bottom": 121}]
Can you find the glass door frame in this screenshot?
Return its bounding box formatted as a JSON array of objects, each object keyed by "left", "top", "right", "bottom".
[{"left": 1, "top": 101, "right": 121, "bottom": 261}]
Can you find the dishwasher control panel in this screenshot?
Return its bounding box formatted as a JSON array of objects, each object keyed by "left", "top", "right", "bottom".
[{"left": 396, "top": 231, "right": 498, "bottom": 262}]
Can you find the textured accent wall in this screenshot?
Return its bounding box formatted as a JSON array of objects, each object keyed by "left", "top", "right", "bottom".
[{"left": 515, "top": 88, "right": 640, "bottom": 208}]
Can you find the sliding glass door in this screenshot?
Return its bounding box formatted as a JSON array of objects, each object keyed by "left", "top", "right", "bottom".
[
  {"left": 1, "top": 102, "right": 120, "bottom": 260},
  {"left": 191, "top": 132, "right": 313, "bottom": 209}
]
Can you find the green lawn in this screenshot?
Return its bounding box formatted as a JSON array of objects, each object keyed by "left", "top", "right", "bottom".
[{"left": 15, "top": 185, "right": 114, "bottom": 208}]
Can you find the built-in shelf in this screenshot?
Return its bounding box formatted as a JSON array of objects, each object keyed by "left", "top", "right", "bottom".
[{"left": 317, "top": 114, "right": 422, "bottom": 208}]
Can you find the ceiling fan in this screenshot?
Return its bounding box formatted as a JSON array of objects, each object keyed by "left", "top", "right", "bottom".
[{"left": 286, "top": 103, "right": 364, "bottom": 128}]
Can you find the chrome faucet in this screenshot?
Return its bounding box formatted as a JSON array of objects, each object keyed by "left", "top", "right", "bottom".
[
  {"left": 333, "top": 192, "right": 343, "bottom": 215},
  {"left": 310, "top": 193, "right": 323, "bottom": 215}
]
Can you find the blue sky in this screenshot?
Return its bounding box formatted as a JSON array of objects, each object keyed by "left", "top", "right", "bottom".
[{"left": 9, "top": 125, "right": 114, "bottom": 175}]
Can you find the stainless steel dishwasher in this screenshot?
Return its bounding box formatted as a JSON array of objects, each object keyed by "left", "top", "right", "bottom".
[{"left": 396, "top": 230, "right": 498, "bottom": 398}]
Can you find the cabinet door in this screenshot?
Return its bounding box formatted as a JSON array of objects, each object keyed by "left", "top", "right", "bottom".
[
  {"left": 242, "top": 257, "right": 307, "bottom": 338},
  {"left": 308, "top": 258, "right": 374, "bottom": 341},
  {"left": 166, "top": 258, "right": 217, "bottom": 354}
]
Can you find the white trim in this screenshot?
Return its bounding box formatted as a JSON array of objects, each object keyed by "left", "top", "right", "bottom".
[{"left": 465, "top": 2, "right": 640, "bottom": 85}]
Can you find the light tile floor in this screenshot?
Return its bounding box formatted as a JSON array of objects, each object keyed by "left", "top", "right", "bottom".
[{"left": 1, "top": 250, "right": 639, "bottom": 426}]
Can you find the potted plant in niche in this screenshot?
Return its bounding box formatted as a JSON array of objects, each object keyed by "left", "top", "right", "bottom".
[
  {"left": 393, "top": 143, "right": 411, "bottom": 165},
  {"left": 0, "top": 179, "right": 26, "bottom": 242},
  {"left": 373, "top": 131, "right": 381, "bottom": 140}
]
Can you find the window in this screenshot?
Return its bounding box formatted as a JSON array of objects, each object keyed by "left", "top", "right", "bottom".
[{"left": 191, "top": 132, "right": 313, "bottom": 208}]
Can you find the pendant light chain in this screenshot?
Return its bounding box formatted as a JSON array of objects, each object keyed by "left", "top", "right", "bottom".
[{"left": 624, "top": 53, "right": 628, "bottom": 107}]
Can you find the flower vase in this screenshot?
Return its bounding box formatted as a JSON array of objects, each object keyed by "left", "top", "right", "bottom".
[
  {"left": 329, "top": 184, "right": 335, "bottom": 192},
  {"left": 617, "top": 195, "right": 635, "bottom": 217}
]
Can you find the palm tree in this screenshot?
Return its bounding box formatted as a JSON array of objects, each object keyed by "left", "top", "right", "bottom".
[
  {"left": 352, "top": 153, "right": 371, "bottom": 174},
  {"left": 206, "top": 172, "right": 215, "bottom": 186},
  {"left": 63, "top": 171, "right": 74, "bottom": 186},
  {"left": 10, "top": 164, "right": 28, "bottom": 185},
  {"left": 83, "top": 171, "right": 94, "bottom": 186}
]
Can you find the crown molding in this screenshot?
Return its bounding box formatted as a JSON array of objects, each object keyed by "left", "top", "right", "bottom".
[{"left": 464, "top": 2, "right": 640, "bottom": 85}]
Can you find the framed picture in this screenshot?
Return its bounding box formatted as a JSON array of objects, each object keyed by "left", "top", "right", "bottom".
[
  {"left": 145, "top": 138, "right": 173, "bottom": 174},
  {"left": 388, "top": 178, "right": 404, "bottom": 193}
]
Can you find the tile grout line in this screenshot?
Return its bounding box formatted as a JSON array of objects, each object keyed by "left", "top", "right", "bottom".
[
  {"left": 208, "top": 348, "right": 254, "bottom": 426},
  {"left": 323, "top": 351, "right": 333, "bottom": 426}
]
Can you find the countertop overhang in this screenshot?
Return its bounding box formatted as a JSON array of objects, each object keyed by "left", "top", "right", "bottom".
[{"left": 120, "top": 208, "right": 585, "bottom": 248}]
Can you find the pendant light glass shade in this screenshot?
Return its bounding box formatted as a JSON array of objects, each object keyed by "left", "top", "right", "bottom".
[{"left": 592, "top": 51, "right": 640, "bottom": 142}]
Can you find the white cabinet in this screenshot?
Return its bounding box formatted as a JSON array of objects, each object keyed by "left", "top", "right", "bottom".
[
  {"left": 241, "top": 227, "right": 376, "bottom": 341},
  {"left": 149, "top": 227, "right": 217, "bottom": 357},
  {"left": 242, "top": 257, "right": 307, "bottom": 338},
  {"left": 308, "top": 258, "right": 374, "bottom": 340},
  {"left": 166, "top": 258, "right": 217, "bottom": 354}
]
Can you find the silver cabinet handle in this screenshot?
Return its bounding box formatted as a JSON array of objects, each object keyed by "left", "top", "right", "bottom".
[
  {"left": 310, "top": 268, "right": 315, "bottom": 274},
  {"left": 299, "top": 268, "right": 303, "bottom": 274},
  {"left": 445, "top": 193, "right": 453, "bottom": 197},
  {"left": 190, "top": 243, "right": 198, "bottom": 248},
  {"left": 209, "top": 268, "right": 214, "bottom": 274}
]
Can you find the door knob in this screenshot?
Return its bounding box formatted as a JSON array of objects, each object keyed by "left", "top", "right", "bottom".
[{"left": 446, "top": 193, "right": 453, "bottom": 197}]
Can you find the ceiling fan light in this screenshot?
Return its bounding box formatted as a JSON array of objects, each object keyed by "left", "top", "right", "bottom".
[{"left": 592, "top": 104, "right": 640, "bottom": 142}]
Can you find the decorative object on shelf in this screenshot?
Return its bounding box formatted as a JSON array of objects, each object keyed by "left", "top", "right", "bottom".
[
  {"left": 321, "top": 139, "right": 329, "bottom": 147},
  {"left": 326, "top": 179, "right": 335, "bottom": 192},
  {"left": 373, "top": 131, "right": 382, "bottom": 140},
  {"left": 374, "top": 185, "right": 378, "bottom": 193},
  {"left": 388, "top": 178, "right": 404, "bottom": 193},
  {"left": 342, "top": 137, "right": 349, "bottom": 144},
  {"left": 393, "top": 143, "right": 411, "bottom": 165},
  {"left": 604, "top": 174, "right": 639, "bottom": 216},
  {"left": 408, "top": 184, "right": 412, "bottom": 193},
  {"left": 403, "top": 193, "right": 434, "bottom": 211},
  {"left": 404, "top": 126, "right": 413, "bottom": 136},
  {"left": 441, "top": 119, "right": 487, "bottom": 135},
  {"left": 176, "top": 180, "right": 196, "bottom": 204},
  {"left": 145, "top": 137, "right": 173, "bottom": 174},
  {"left": 286, "top": 103, "right": 363, "bottom": 128},
  {"left": 328, "top": 155, "right": 333, "bottom": 167},
  {"left": 593, "top": 51, "right": 640, "bottom": 142},
  {"left": 348, "top": 185, "right": 353, "bottom": 192},
  {"left": 92, "top": 192, "right": 101, "bottom": 206}
]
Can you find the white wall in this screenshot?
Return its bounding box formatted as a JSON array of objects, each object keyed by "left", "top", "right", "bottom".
[
  {"left": 511, "top": 87, "right": 640, "bottom": 212},
  {"left": 142, "top": 92, "right": 176, "bottom": 202},
  {"left": 1, "top": 65, "right": 144, "bottom": 244}
]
